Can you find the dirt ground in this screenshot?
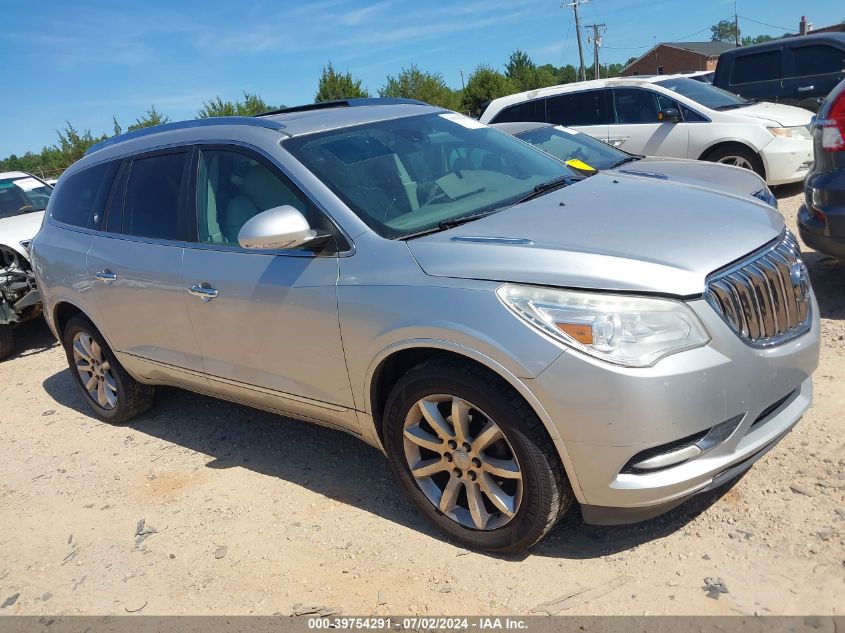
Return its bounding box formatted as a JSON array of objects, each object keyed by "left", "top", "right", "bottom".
[{"left": 0, "top": 184, "right": 843, "bottom": 616}]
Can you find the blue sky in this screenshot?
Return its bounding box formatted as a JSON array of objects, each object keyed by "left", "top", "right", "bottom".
[{"left": 1, "top": 0, "right": 841, "bottom": 156}]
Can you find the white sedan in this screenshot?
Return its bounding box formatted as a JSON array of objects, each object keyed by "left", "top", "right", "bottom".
[{"left": 480, "top": 75, "right": 814, "bottom": 185}]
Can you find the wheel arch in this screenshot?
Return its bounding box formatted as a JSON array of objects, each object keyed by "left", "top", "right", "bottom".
[
  {"left": 364, "top": 339, "right": 587, "bottom": 502},
  {"left": 698, "top": 140, "right": 766, "bottom": 179}
]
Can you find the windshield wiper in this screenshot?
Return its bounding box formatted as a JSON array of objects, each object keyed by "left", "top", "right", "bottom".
[
  {"left": 610, "top": 155, "right": 641, "bottom": 168},
  {"left": 399, "top": 208, "right": 502, "bottom": 240},
  {"left": 715, "top": 100, "right": 756, "bottom": 110},
  {"left": 511, "top": 175, "right": 574, "bottom": 205}
]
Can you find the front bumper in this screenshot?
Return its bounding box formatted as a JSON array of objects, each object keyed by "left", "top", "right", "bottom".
[
  {"left": 525, "top": 296, "right": 820, "bottom": 516},
  {"left": 760, "top": 136, "right": 813, "bottom": 186}
]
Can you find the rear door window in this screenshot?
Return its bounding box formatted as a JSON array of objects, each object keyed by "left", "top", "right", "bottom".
[
  {"left": 612, "top": 88, "right": 660, "bottom": 123},
  {"left": 50, "top": 162, "right": 117, "bottom": 228},
  {"left": 491, "top": 99, "right": 546, "bottom": 123},
  {"left": 730, "top": 51, "right": 783, "bottom": 84},
  {"left": 122, "top": 152, "right": 188, "bottom": 241},
  {"left": 791, "top": 45, "right": 845, "bottom": 77},
  {"left": 545, "top": 90, "right": 609, "bottom": 126}
]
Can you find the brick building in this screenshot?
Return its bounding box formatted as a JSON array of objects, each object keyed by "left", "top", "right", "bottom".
[{"left": 621, "top": 41, "right": 737, "bottom": 77}]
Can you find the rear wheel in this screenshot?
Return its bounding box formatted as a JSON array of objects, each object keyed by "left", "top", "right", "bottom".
[
  {"left": 703, "top": 145, "right": 765, "bottom": 179},
  {"left": 383, "top": 356, "right": 573, "bottom": 552},
  {"left": 0, "top": 324, "right": 14, "bottom": 360},
  {"left": 62, "top": 314, "right": 155, "bottom": 423}
]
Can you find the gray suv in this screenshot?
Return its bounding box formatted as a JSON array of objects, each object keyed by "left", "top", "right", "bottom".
[{"left": 31, "top": 99, "right": 820, "bottom": 552}]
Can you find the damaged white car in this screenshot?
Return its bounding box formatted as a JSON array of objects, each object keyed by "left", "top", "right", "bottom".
[{"left": 0, "top": 171, "right": 50, "bottom": 359}]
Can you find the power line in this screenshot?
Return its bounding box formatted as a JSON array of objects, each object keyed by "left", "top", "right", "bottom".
[
  {"left": 584, "top": 23, "right": 606, "bottom": 78},
  {"left": 737, "top": 15, "right": 792, "bottom": 32},
  {"left": 562, "top": 0, "right": 589, "bottom": 81},
  {"left": 602, "top": 25, "right": 711, "bottom": 51}
]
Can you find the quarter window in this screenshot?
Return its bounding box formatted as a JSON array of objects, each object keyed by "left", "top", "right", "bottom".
[
  {"left": 545, "top": 90, "right": 609, "bottom": 126},
  {"left": 122, "top": 152, "right": 187, "bottom": 241},
  {"left": 791, "top": 45, "right": 845, "bottom": 77},
  {"left": 195, "top": 149, "right": 326, "bottom": 246},
  {"left": 730, "top": 51, "right": 782, "bottom": 84},
  {"left": 50, "top": 163, "right": 114, "bottom": 228}
]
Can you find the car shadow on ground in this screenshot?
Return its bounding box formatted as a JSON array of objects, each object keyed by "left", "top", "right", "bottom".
[
  {"left": 43, "top": 367, "right": 738, "bottom": 561},
  {"left": 4, "top": 318, "right": 58, "bottom": 361}
]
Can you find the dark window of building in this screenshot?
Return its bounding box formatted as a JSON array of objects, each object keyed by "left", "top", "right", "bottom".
[
  {"left": 545, "top": 90, "right": 609, "bottom": 126},
  {"left": 122, "top": 152, "right": 187, "bottom": 240},
  {"left": 490, "top": 99, "right": 546, "bottom": 123},
  {"left": 657, "top": 66, "right": 664, "bottom": 75},
  {"left": 632, "top": 71, "right": 640, "bottom": 76},
  {"left": 50, "top": 162, "right": 116, "bottom": 228},
  {"left": 791, "top": 45, "right": 845, "bottom": 77},
  {"left": 730, "top": 51, "right": 782, "bottom": 84}
]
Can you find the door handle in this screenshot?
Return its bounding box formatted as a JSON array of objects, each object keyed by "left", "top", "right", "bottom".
[
  {"left": 797, "top": 85, "right": 815, "bottom": 93},
  {"left": 94, "top": 270, "right": 117, "bottom": 285},
  {"left": 188, "top": 284, "right": 219, "bottom": 302}
]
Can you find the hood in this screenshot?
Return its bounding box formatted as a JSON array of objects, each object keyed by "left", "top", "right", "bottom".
[
  {"left": 724, "top": 101, "right": 813, "bottom": 127},
  {"left": 406, "top": 172, "right": 783, "bottom": 297},
  {"left": 617, "top": 157, "right": 766, "bottom": 198},
  {"left": 0, "top": 211, "right": 44, "bottom": 259}
]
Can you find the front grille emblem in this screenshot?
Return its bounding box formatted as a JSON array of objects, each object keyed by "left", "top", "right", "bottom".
[{"left": 790, "top": 262, "right": 810, "bottom": 305}]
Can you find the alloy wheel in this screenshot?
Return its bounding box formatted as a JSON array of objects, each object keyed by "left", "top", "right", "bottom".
[
  {"left": 716, "top": 155, "right": 754, "bottom": 170},
  {"left": 402, "top": 394, "right": 523, "bottom": 530},
  {"left": 72, "top": 332, "right": 118, "bottom": 410}
]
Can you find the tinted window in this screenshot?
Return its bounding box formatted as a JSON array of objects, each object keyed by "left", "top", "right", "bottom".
[
  {"left": 545, "top": 90, "right": 609, "bottom": 126},
  {"left": 195, "top": 149, "right": 327, "bottom": 245},
  {"left": 730, "top": 51, "right": 782, "bottom": 84},
  {"left": 791, "top": 45, "right": 845, "bottom": 77},
  {"left": 123, "top": 152, "right": 187, "bottom": 240},
  {"left": 491, "top": 99, "right": 545, "bottom": 123},
  {"left": 613, "top": 88, "right": 660, "bottom": 123},
  {"left": 51, "top": 163, "right": 112, "bottom": 227},
  {"left": 656, "top": 77, "right": 750, "bottom": 109}
]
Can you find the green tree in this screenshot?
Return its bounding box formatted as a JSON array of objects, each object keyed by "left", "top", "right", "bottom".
[
  {"left": 197, "top": 91, "right": 281, "bottom": 117},
  {"left": 504, "top": 50, "right": 559, "bottom": 91},
  {"left": 55, "top": 123, "right": 103, "bottom": 165},
  {"left": 379, "top": 65, "right": 460, "bottom": 109},
  {"left": 558, "top": 64, "right": 578, "bottom": 84},
  {"left": 741, "top": 33, "right": 776, "bottom": 46},
  {"left": 126, "top": 106, "right": 170, "bottom": 132},
  {"left": 711, "top": 18, "right": 739, "bottom": 42},
  {"left": 461, "top": 65, "right": 518, "bottom": 116},
  {"left": 315, "top": 61, "right": 370, "bottom": 102}
]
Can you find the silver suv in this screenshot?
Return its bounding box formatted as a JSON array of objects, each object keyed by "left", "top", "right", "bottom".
[{"left": 31, "top": 99, "right": 820, "bottom": 552}]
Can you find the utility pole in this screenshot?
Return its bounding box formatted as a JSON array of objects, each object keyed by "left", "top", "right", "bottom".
[
  {"left": 734, "top": 0, "right": 740, "bottom": 45},
  {"left": 563, "top": 0, "right": 589, "bottom": 81},
  {"left": 585, "top": 23, "right": 605, "bottom": 79}
]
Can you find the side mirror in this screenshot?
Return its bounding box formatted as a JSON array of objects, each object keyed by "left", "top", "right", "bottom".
[
  {"left": 237, "top": 205, "right": 331, "bottom": 251},
  {"left": 657, "top": 108, "right": 681, "bottom": 124}
]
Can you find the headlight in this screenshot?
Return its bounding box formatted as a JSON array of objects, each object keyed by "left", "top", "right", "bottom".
[
  {"left": 496, "top": 284, "right": 710, "bottom": 367},
  {"left": 768, "top": 126, "right": 812, "bottom": 140},
  {"left": 753, "top": 186, "right": 778, "bottom": 209}
]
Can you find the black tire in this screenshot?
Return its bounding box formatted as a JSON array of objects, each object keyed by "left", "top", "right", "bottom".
[
  {"left": 0, "top": 324, "right": 14, "bottom": 360},
  {"left": 383, "top": 355, "right": 574, "bottom": 553},
  {"left": 702, "top": 145, "right": 765, "bottom": 179},
  {"left": 62, "top": 314, "right": 155, "bottom": 424}
]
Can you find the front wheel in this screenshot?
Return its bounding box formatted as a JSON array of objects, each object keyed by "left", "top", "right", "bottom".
[
  {"left": 383, "top": 356, "right": 573, "bottom": 553},
  {"left": 62, "top": 314, "right": 155, "bottom": 424},
  {"left": 703, "top": 145, "right": 765, "bottom": 179}
]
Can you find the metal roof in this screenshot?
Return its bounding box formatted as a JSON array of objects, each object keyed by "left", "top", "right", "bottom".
[{"left": 668, "top": 41, "right": 738, "bottom": 56}]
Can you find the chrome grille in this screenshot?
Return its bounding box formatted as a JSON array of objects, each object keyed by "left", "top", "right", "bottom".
[{"left": 706, "top": 231, "right": 812, "bottom": 346}]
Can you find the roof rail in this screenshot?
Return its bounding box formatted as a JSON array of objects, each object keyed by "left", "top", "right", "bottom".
[
  {"left": 84, "top": 116, "right": 287, "bottom": 156},
  {"left": 258, "top": 97, "right": 427, "bottom": 117}
]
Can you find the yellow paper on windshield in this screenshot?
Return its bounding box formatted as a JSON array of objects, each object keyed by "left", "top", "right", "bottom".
[{"left": 565, "top": 159, "right": 597, "bottom": 172}]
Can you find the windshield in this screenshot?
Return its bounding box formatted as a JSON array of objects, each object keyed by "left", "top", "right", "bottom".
[
  {"left": 283, "top": 113, "right": 577, "bottom": 239},
  {"left": 0, "top": 176, "right": 52, "bottom": 219},
  {"left": 655, "top": 77, "right": 750, "bottom": 110},
  {"left": 516, "top": 125, "right": 633, "bottom": 171}
]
